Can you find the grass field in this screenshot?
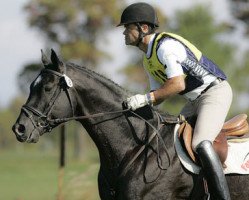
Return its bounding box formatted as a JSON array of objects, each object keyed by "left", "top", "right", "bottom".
[{"left": 0, "top": 146, "right": 100, "bottom": 200}]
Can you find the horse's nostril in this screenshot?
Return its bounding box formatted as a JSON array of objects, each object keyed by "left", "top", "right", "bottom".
[{"left": 17, "top": 124, "right": 26, "bottom": 134}]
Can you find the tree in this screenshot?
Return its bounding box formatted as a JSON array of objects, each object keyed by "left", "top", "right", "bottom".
[
  {"left": 18, "top": 0, "right": 124, "bottom": 95},
  {"left": 228, "top": 0, "right": 249, "bottom": 114},
  {"left": 24, "top": 0, "right": 123, "bottom": 66},
  {"left": 230, "top": 0, "right": 249, "bottom": 35},
  {"left": 18, "top": 0, "right": 126, "bottom": 160}
]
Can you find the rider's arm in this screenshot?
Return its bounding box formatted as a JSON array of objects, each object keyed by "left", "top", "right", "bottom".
[
  {"left": 151, "top": 39, "right": 186, "bottom": 105},
  {"left": 152, "top": 74, "right": 185, "bottom": 105}
]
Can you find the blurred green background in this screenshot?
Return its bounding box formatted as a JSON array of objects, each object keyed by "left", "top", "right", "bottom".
[
  {"left": 1, "top": 0, "right": 249, "bottom": 199},
  {"left": 0, "top": 122, "right": 100, "bottom": 200}
]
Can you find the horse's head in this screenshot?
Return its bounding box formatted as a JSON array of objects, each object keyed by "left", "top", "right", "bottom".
[{"left": 12, "top": 49, "right": 76, "bottom": 143}]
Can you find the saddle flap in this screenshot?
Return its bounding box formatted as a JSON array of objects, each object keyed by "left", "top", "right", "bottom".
[
  {"left": 178, "top": 121, "right": 227, "bottom": 164},
  {"left": 178, "top": 114, "right": 249, "bottom": 165},
  {"left": 213, "top": 133, "right": 228, "bottom": 164},
  {"left": 178, "top": 121, "right": 196, "bottom": 162}
]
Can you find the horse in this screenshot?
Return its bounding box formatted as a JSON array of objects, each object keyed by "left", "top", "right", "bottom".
[{"left": 12, "top": 49, "right": 249, "bottom": 200}]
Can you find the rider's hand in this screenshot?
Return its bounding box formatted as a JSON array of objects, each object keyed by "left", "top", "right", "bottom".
[{"left": 125, "top": 94, "right": 150, "bottom": 111}]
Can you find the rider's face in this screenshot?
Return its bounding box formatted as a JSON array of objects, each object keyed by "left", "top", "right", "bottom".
[{"left": 123, "top": 24, "right": 139, "bottom": 46}]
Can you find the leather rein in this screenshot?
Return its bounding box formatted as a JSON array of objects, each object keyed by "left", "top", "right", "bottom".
[
  {"left": 21, "top": 67, "right": 180, "bottom": 178},
  {"left": 21, "top": 68, "right": 76, "bottom": 133}
]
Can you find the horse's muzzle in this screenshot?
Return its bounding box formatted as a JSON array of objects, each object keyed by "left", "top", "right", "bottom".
[{"left": 12, "top": 123, "right": 28, "bottom": 142}]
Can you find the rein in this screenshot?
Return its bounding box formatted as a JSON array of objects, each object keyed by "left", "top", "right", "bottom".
[
  {"left": 119, "top": 110, "right": 173, "bottom": 178},
  {"left": 21, "top": 68, "right": 75, "bottom": 134},
  {"left": 47, "top": 109, "right": 130, "bottom": 123},
  {"left": 22, "top": 66, "right": 181, "bottom": 184}
]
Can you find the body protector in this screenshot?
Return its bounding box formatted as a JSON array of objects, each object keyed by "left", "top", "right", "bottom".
[{"left": 143, "top": 32, "right": 227, "bottom": 95}]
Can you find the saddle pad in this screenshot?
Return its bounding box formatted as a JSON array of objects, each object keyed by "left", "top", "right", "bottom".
[{"left": 174, "top": 124, "right": 249, "bottom": 175}]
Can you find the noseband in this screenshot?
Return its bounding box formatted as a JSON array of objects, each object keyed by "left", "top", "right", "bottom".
[
  {"left": 21, "top": 66, "right": 130, "bottom": 136},
  {"left": 21, "top": 68, "right": 75, "bottom": 134},
  {"left": 19, "top": 65, "right": 184, "bottom": 186}
]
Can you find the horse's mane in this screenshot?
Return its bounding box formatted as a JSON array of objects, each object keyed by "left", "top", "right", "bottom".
[
  {"left": 65, "top": 62, "right": 178, "bottom": 120},
  {"left": 66, "top": 62, "right": 131, "bottom": 95}
]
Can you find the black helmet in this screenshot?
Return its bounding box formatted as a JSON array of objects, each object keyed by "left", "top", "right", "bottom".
[{"left": 117, "top": 2, "right": 159, "bottom": 27}]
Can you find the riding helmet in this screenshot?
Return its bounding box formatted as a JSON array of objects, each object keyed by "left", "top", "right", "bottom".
[{"left": 117, "top": 2, "right": 159, "bottom": 27}]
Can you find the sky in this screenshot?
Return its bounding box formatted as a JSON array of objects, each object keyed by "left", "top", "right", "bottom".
[
  {"left": 0, "top": 0, "right": 44, "bottom": 108},
  {"left": 0, "top": 0, "right": 248, "bottom": 109}
]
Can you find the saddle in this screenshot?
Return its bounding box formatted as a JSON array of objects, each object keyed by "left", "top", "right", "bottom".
[{"left": 178, "top": 114, "right": 249, "bottom": 164}]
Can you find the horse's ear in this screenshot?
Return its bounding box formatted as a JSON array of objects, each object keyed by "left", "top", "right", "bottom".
[
  {"left": 50, "top": 49, "right": 64, "bottom": 72},
  {"left": 41, "top": 49, "right": 50, "bottom": 66}
]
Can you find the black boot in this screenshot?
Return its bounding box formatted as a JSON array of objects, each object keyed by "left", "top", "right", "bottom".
[{"left": 196, "top": 140, "right": 231, "bottom": 200}]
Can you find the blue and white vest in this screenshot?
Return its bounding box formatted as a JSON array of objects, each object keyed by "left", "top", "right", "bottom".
[{"left": 143, "top": 32, "right": 226, "bottom": 95}]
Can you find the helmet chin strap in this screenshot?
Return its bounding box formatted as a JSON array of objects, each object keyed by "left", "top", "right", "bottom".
[{"left": 135, "top": 23, "right": 151, "bottom": 47}]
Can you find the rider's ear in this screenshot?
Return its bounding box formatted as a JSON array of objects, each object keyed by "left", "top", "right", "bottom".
[{"left": 50, "top": 49, "right": 64, "bottom": 73}]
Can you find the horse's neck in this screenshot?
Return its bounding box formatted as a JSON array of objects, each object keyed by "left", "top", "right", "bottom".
[
  {"left": 73, "top": 66, "right": 134, "bottom": 167},
  {"left": 74, "top": 66, "right": 126, "bottom": 114}
]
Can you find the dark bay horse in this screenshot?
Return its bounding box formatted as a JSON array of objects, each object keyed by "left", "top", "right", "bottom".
[{"left": 12, "top": 50, "right": 249, "bottom": 199}]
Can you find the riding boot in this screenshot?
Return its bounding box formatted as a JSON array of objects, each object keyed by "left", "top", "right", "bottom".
[{"left": 196, "top": 140, "right": 231, "bottom": 200}]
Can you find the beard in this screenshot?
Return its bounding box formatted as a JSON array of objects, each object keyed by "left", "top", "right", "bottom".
[{"left": 125, "top": 37, "right": 139, "bottom": 46}]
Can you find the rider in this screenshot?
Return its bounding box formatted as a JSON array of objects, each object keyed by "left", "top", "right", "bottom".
[{"left": 117, "top": 2, "right": 232, "bottom": 199}]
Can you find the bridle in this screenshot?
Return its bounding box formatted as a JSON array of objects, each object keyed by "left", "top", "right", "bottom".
[
  {"left": 20, "top": 66, "right": 182, "bottom": 186},
  {"left": 21, "top": 67, "right": 131, "bottom": 135},
  {"left": 21, "top": 68, "right": 76, "bottom": 134}
]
